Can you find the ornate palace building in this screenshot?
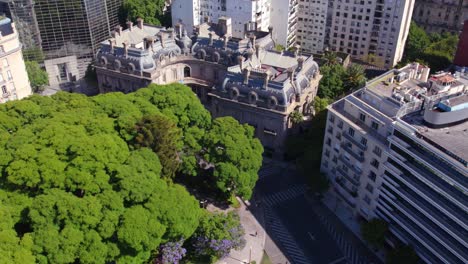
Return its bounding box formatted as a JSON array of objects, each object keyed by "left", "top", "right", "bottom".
[{"left": 95, "top": 18, "right": 321, "bottom": 157}]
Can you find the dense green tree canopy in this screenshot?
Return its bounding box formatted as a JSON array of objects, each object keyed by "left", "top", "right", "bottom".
[
  {"left": 203, "top": 117, "right": 263, "bottom": 200},
  {"left": 361, "top": 218, "right": 388, "bottom": 249},
  {"left": 0, "top": 83, "right": 261, "bottom": 263},
  {"left": 25, "top": 61, "right": 49, "bottom": 93},
  {"left": 120, "top": 0, "right": 170, "bottom": 26},
  {"left": 401, "top": 22, "right": 458, "bottom": 72}
]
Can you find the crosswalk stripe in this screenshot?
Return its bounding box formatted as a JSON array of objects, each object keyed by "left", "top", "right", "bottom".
[{"left": 265, "top": 208, "right": 313, "bottom": 264}]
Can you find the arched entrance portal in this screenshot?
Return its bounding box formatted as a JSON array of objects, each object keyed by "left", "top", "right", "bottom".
[{"left": 184, "top": 66, "right": 191, "bottom": 77}]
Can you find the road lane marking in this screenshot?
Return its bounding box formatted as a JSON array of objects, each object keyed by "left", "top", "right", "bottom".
[
  {"left": 308, "top": 232, "right": 316, "bottom": 241},
  {"left": 328, "top": 256, "right": 346, "bottom": 264}
]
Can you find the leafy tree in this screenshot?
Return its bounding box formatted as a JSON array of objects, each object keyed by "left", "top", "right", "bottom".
[
  {"left": 317, "top": 64, "right": 346, "bottom": 99},
  {"left": 274, "top": 44, "right": 285, "bottom": 52},
  {"left": 322, "top": 51, "right": 339, "bottom": 66},
  {"left": 133, "top": 115, "right": 183, "bottom": 179},
  {"left": 402, "top": 22, "right": 458, "bottom": 72},
  {"left": 289, "top": 110, "right": 304, "bottom": 125},
  {"left": 403, "top": 22, "right": 430, "bottom": 62},
  {"left": 344, "top": 64, "right": 366, "bottom": 91},
  {"left": 313, "top": 96, "right": 329, "bottom": 114},
  {"left": 0, "top": 87, "right": 207, "bottom": 263},
  {"left": 203, "top": 117, "right": 263, "bottom": 200},
  {"left": 386, "top": 245, "right": 420, "bottom": 264},
  {"left": 157, "top": 240, "right": 187, "bottom": 264},
  {"left": 120, "top": 0, "right": 166, "bottom": 26},
  {"left": 361, "top": 218, "right": 388, "bottom": 249},
  {"left": 312, "top": 172, "right": 329, "bottom": 193},
  {"left": 188, "top": 211, "right": 245, "bottom": 263},
  {"left": 0, "top": 82, "right": 265, "bottom": 263},
  {"left": 25, "top": 61, "right": 48, "bottom": 93}
]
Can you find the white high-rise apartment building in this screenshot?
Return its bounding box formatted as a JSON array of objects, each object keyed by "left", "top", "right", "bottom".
[
  {"left": 269, "top": 0, "right": 299, "bottom": 47},
  {"left": 297, "top": 0, "right": 328, "bottom": 54},
  {"left": 326, "top": 0, "right": 414, "bottom": 68},
  {"left": 321, "top": 63, "right": 468, "bottom": 263},
  {"left": 172, "top": 0, "right": 414, "bottom": 68},
  {"left": 171, "top": 0, "right": 271, "bottom": 39}
]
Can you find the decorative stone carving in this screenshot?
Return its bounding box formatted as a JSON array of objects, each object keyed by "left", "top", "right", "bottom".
[
  {"left": 248, "top": 91, "right": 258, "bottom": 105},
  {"left": 229, "top": 87, "right": 239, "bottom": 100},
  {"left": 268, "top": 96, "right": 278, "bottom": 109}
]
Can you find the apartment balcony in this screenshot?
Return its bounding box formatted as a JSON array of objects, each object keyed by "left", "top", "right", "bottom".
[
  {"left": 388, "top": 144, "right": 467, "bottom": 211},
  {"left": 384, "top": 162, "right": 468, "bottom": 230},
  {"left": 343, "top": 132, "right": 367, "bottom": 151},
  {"left": 390, "top": 135, "right": 467, "bottom": 191},
  {"left": 334, "top": 178, "right": 357, "bottom": 208},
  {"left": 384, "top": 204, "right": 464, "bottom": 264},
  {"left": 331, "top": 100, "right": 388, "bottom": 144},
  {"left": 339, "top": 155, "right": 363, "bottom": 174},
  {"left": 337, "top": 167, "right": 360, "bottom": 186},
  {"left": 387, "top": 224, "right": 452, "bottom": 264},
  {"left": 382, "top": 177, "right": 468, "bottom": 245},
  {"left": 342, "top": 142, "right": 365, "bottom": 162},
  {"left": 381, "top": 184, "right": 468, "bottom": 261},
  {"left": 396, "top": 197, "right": 468, "bottom": 260}
]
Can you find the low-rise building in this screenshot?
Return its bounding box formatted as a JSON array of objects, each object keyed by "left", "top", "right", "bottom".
[
  {"left": 95, "top": 18, "right": 321, "bottom": 157},
  {"left": 321, "top": 63, "right": 468, "bottom": 263},
  {"left": 0, "top": 17, "right": 32, "bottom": 103}
]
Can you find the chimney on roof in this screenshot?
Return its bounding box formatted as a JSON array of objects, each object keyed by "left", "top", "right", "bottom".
[
  {"left": 136, "top": 18, "right": 144, "bottom": 30},
  {"left": 208, "top": 32, "right": 213, "bottom": 46},
  {"left": 158, "top": 33, "right": 165, "bottom": 48},
  {"left": 223, "top": 36, "right": 229, "bottom": 49},
  {"left": 287, "top": 68, "right": 295, "bottom": 83},
  {"left": 255, "top": 44, "right": 260, "bottom": 58},
  {"left": 218, "top": 17, "right": 232, "bottom": 38},
  {"left": 123, "top": 41, "right": 129, "bottom": 58},
  {"left": 247, "top": 48, "right": 254, "bottom": 60},
  {"left": 115, "top": 25, "right": 122, "bottom": 36},
  {"left": 108, "top": 39, "right": 115, "bottom": 53},
  {"left": 144, "top": 37, "right": 155, "bottom": 50},
  {"left": 126, "top": 21, "right": 133, "bottom": 31},
  {"left": 175, "top": 23, "right": 183, "bottom": 37},
  {"left": 297, "top": 57, "right": 304, "bottom": 70},
  {"left": 294, "top": 45, "right": 301, "bottom": 57},
  {"left": 237, "top": 55, "right": 244, "bottom": 71},
  {"left": 263, "top": 71, "right": 271, "bottom": 89},
  {"left": 250, "top": 34, "right": 256, "bottom": 48},
  {"left": 243, "top": 68, "right": 250, "bottom": 85}
]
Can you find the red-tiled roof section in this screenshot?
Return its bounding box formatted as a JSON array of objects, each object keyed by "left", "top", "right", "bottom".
[{"left": 436, "top": 74, "right": 456, "bottom": 83}]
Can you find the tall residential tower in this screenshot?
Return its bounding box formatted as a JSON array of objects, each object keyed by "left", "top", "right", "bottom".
[{"left": 320, "top": 63, "right": 468, "bottom": 263}]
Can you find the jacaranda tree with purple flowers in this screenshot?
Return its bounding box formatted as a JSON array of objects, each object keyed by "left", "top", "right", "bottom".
[
  {"left": 187, "top": 211, "right": 246, "bottom": 263},
  {"left": 154, "top": 240, "right": 187, "bottom": 264}
]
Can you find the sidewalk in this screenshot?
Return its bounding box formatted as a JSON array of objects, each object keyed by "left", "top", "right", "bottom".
[
  {"left": 306, "top": 191, "right": 384, "bottom": 264},
  {"left": 322, "top": 190, "right": 385, "bottom": 261},
  {"left": 217, "top": 199, "right": 265, "bottom": 264}
]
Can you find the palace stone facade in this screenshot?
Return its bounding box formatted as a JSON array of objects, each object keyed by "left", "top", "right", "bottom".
[{"left": 95, "top": 17, "right": 321, "bottom": 157}]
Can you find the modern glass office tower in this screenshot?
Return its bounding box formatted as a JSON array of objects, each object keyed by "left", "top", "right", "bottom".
[{"left": 0, "top": 0, "right": 122, "bottom": 78}]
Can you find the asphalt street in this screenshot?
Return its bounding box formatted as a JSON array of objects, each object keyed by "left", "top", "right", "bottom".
[{"left": 253, "top": 161, "right": 382, "bottom": 264}]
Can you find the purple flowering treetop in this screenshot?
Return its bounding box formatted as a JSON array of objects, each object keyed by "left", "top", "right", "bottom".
[
  {"left": 154, "top": 239, "right": 187, "bottom": 264},
  {"left": 188, "top": 211, "right": 246, "bottom": 262}
]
